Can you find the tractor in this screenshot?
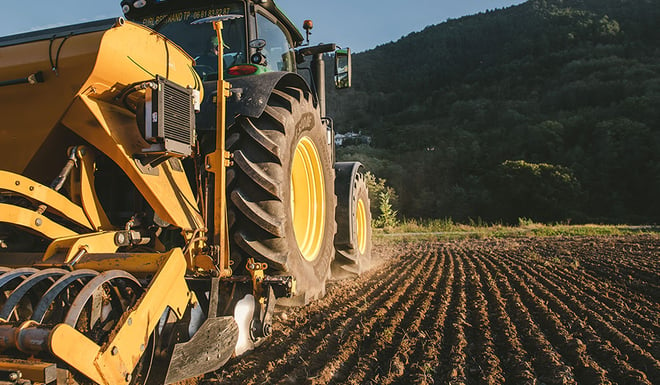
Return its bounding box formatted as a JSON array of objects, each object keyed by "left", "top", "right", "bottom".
[{"left": 0, "top": 0, "right": 371, "bottom": 383}]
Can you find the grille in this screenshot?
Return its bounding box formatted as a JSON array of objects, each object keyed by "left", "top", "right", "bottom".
[
  {"left": 162, "top": 81, "right": 194, "bottom": 146},
  {"left": 143, "top": 75, "right": 195, "bottom": 158}
]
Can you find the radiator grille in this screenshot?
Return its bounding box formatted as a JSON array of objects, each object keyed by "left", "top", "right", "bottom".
[
  {"left": 162, "top": 82, "right": 194, "bottom": 146},
  {"left": 143, "top": 75, "right": 195, "bottom": 158}
]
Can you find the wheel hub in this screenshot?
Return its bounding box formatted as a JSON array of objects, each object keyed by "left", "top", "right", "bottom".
[
  {"left": 290, "top": 137, "right": 325, "bottom": 262},
  {"left": 356, "top": 198, "right": 367, "bottom": 254}
]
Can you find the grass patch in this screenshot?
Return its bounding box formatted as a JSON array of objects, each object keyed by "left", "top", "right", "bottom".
[{"left": 374, "top": 218, "right": 660, "bottom": 241}]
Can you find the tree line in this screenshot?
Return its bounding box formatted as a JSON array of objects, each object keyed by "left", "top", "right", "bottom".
[{"left": 328, "top": 0, "right": 660, "bottom": 224}]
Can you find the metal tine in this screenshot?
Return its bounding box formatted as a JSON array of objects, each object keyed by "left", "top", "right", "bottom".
[
  {"left": 63, "top": 270, "right": 142, "bottom": 328},
  {"left": 0, "top": 268, "right": 39, "bottom": 291},
  {"left": 30, "top": 269, "right": 99, "bottom": 324},
  {"left": 0, "top": 268, "right": 68, "bottom": 322}
]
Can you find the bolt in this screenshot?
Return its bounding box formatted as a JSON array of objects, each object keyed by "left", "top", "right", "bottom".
[
  {"left": 140, "top": 344, "right": 145, "bottom": 352},
  {"left": 205, "top": 164, "right": 211, "bottom": 169},
  {"left": 111, "top": 346, "right": 119, "bottom": 356},
  {"left": 35, "top": 218, "right": 42, "bottom": 227},
  {"left": 115, "top": 232, "right": 126, "bottom": 246},
  {"left": 127, "top": 317, "right": 132, "bottom": 326},
  {"left": 29, "top": 186, "right": 34, "bottom": 191},
  {"left": 14, "top": 181, "right": 19, "bottom": 186}
]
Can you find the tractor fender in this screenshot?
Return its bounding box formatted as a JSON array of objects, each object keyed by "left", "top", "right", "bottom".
[
  {"left": 196, "top": 71, "right": 312, "bottom": 130},
  {"left": 334, "top": 161, "right": 365, "bottom": 248}
]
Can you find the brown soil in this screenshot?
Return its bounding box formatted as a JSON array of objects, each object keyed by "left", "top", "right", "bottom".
[{"left": 200, "top": 235, "right": 660, "bottom": 384}]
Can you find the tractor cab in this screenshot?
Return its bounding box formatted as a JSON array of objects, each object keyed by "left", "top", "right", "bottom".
[
  {"left": 122, "top": 0, "right": 352, "bottom": 126},
  {"left": 121, "top": 0, "right": 302, "bottom": 80},
  {"left": 121, "top": 0, "right": 351, "bottom": 98}
]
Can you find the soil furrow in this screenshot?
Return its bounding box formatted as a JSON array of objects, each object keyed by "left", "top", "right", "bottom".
[
  {"left": 508, "top": 248, "right": 660, "bottom": 339},
  {"left": 213, "top": 244, "right": 423, "bottom": 384},
  {"left": 471, "top": 246, "right": 537, "bottom": 384},
  {"left": 345, "top": 245, "right": 443, "bottom": 384},
  {"left": 392, "top": 243, "right": 456, "bottom": 385},
  {"left": 501, "top": 253, "right": 660, "bottom": 383},
  {"left": 459, "top": 244, "right": 505, "bottom": 384},
  {"left": 505, "top": 249, "right": 660, "bottom": 361},
  {"left": 433, "top": 246, "right": 468, "bottom": 384},
  {"left": 487, "top": 247, "right": 655, "bottom": 384},
  {"left": 501, "top": 238, "right": 659, "bottom": 334},
  {"left": 478, "top": 250, "right": 577, "bottom": 385},
  {"left": 293, "top": 244, "right": 432, "bottom": 384},
  {"left": 480, "top": 248, "right": 611, "bottom": 384},
  {"left": 200, "top": 235, "right": 660, "bottom": 385},
  {"left": 314, "top": 243, "right": 436, "bottom": 384}
]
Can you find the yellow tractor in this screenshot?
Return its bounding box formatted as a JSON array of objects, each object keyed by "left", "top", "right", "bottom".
[{"left": 0, "top": 0, "right": 371, "bottom": 383}]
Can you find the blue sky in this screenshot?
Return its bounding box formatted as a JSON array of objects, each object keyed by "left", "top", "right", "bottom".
[{"left": 1, "top": 1, "right": 527, "bottom": 52}]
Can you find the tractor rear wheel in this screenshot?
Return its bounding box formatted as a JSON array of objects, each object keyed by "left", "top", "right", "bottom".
[{"left": 226, "top": 85, "right": 335, "bottom": 302}]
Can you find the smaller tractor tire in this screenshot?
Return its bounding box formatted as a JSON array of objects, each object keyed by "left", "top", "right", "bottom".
[{"left": 333, "top": 169, "right": 372, "bottom": 278}]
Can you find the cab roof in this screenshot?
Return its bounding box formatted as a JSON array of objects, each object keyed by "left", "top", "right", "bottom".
[{"left": 121, "top": 0, "right": 304, "bottom": 47}]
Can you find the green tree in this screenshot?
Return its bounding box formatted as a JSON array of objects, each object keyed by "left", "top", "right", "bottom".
[
  {"left": 490, "top": 160, "right": 583, "bottom": 223},
  {"left": 328, "top": 0, "right": 660, "bottom": 223}
]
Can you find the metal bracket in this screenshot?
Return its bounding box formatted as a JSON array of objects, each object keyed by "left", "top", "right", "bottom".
[
  {"left": 249, "top": 286, "right": 275, "bottom": 340},
  {"left": 246, "top": 258, "right": 267, "bottom": 298},
  {"left": 245, "top": 259, "right": 294, "bottom": 341}
]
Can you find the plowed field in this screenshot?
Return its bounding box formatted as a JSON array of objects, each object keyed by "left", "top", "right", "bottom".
[{"left": 205, "top": 235, "right": 660, "bottom": 384}]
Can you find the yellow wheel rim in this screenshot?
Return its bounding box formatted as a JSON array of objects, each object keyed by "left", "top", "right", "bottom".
[
  {"left": 291, "top": 137, "right": 325, "bottom": 261},
  {"left": 356, "top": 198, "right": 367, "bottom": 254}
]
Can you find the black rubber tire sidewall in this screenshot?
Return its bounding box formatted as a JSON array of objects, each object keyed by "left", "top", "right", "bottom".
[
  {"left": 333, "top": 173, "right": 372, "bottom": 277},
  {"left": 227, "top": 86, "right": 335, "bottom": 300}
]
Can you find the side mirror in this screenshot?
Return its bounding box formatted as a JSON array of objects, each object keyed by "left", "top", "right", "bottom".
[{"left": 334, "top": 48, "right": 352, "bottom": 89}]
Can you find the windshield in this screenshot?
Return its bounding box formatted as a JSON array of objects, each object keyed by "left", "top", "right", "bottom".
[{"left": 138, "top": 3, "right": 246, "bottom": 79}]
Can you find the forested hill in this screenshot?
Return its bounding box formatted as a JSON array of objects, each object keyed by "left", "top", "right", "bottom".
[{"left": 329, "top": 0, "right": 660, "bottom": 224}]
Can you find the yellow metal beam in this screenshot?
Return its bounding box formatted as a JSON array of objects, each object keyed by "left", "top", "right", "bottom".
[
  {"left": 71, "top": 146, "right": 112, "bottom": 230},
  {"left": 73, "top": 252, "right": 168, "bottom": 275},
  {"left": 42, "top": 231, "right": 119, "bottom": 262},
  {"left": 0, "top": 203, "right": 78, "bottom": 239},
  {"left": 49, "top": 324, "right": 105, "bottom": 384},
  {"left": 204, "top": 20, "right": 232, "bottom": 277},
  {"left": 0, "top": 170, "right": 93, "bottom": 230},
  {"left": 49, "top": 248, "right": 193, "bottom": 385}
]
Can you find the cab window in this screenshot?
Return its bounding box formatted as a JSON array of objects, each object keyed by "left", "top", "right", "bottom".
[
  {"left": 256, "top": 12, "right": 295, "bottom": 72},
  {"left": 138, "top": 3, "right": 246, "bottom": 79}
]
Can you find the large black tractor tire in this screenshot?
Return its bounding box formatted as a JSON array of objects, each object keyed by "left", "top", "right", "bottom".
[
  {"left": 226, "top": 85, "right": 336, "bottom": 302},
  {"left": 332, "top": 170, "right": 372, "bottom": 279}
]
